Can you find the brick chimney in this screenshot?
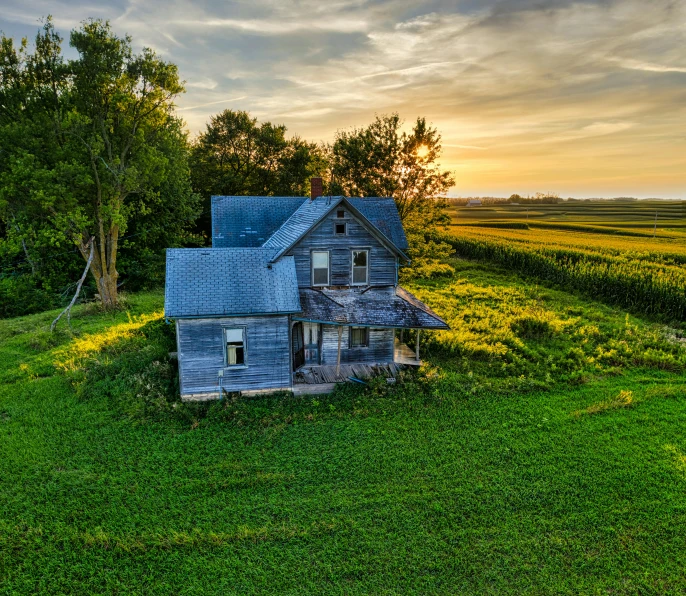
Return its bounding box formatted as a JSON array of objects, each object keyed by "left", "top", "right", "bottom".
[{"left": 310, "top": 177, "right": 323, "bottom": 201}]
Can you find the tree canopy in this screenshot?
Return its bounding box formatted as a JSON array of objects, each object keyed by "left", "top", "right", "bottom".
[
  {"left": 189, "top": 109, "right": 327, "bottom": 235},
  {"left": 0, "top": 18, "right": 199, "bottom": 312},
  {"left": 329, "top": 114, "right": 456, "bottom": 278}
]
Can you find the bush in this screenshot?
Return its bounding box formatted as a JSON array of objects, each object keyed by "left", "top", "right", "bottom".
[{"left": 0, "top": 275, "right": 54, "bottom": 318}]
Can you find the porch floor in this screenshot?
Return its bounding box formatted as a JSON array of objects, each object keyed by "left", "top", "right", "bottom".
[
  {"left": 293, "top": 341, "right": 420, "bottom": 387},
  {"left": 294, "top": 362, "right": 403, "bottom": 385},
  {"left": 394, "top": 338, "right": 422, "bottom": 366}
]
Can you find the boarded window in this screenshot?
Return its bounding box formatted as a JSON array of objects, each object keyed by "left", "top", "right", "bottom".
[
  {"left": 334, "top": 222, "right": 346, "bottom": 235},
  {"left": 350, "top": 327, "right": 369, "bottom": 348},
  {"left": 352, "top": 249, "right": 368, "bottom": 285},
  {"left": 312, "top": 251, "right": 329, "bottom": 286},
  {"left": 224, "top": 327, "right": 246, "bottom": 366}
]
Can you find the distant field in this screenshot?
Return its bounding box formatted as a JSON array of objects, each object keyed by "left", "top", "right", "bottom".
[
  {"left": 450, "top": 200, "right": 686, "bottom": 236},
  {"left": 441, "top": 201, "right": 686, "bottom": 321}
]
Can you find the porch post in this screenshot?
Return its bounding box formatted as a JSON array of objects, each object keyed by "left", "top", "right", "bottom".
[
  {"left": 336, "top": 325, "right": 343, "bottom": 376},
  {"left": 415, "top": 329, "right": 421, "bottom": 362},
  {"left": 400, "top": 328, "right": 404, "bottom": 345}
]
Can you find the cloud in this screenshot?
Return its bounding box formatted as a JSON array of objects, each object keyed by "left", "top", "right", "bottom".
[
  {"left": 610, "top": 57, "right": 686, "bottom": 73},
  {"left": 1, "top": 0, "right": 685, "bottom": 197}
]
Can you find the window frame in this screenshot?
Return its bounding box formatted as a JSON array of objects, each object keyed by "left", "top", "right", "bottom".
[
  {"left": 222, "top": 326, "right": 248, "bottom": 368},
  {"left": 349, "top": 326, "right": 369, "bottom": 348},
  {"left": 351, "top": 248, "right": 369, "bottom": 286},
  {"left": 334, "top": 221, "right": 347, "bottom": 236},
  {"left": 311, "top": 249, "right": 330, "bottom": 287},
  {"left": 336, "top": 209, "right": 345, "bottom": 218}
]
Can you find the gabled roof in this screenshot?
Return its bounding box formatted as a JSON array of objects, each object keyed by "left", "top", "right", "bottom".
[
  {"left": 211, "top": 195, "right": 408, "bottom": 251},
  {"left": 262, "top": 195, "right": 338, "bottom": 251},
  {"left": 347, "top": 198, "right": 408, "bottom": 250},
  {"left": 296, "top": 286, "right": 449, "bottom": 330},
  {"left": 165, "top": 248, "right": 300, "bottom": 318},
  {"left": 263, "top": 196, "right": 409, "bottom": 262},
  {"left": 212, "top": 196, "right": 307, "bottom": 248}
]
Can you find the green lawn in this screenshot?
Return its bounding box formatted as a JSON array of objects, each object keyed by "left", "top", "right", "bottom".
[{"left": 1, "top": 263, "right": 686, "bottom": 594}]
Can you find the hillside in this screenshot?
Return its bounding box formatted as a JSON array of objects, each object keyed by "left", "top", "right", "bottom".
[{"left": 1, "top": 260, "right": 686, "bottom": 593}]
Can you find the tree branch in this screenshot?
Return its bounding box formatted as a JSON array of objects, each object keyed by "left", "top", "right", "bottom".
[{"left": 51, "top": 237, "right": 95, "bottom": 332}]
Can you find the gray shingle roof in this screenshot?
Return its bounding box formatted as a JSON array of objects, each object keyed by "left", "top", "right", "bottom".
[
  {"left": 348, "top": 198, "right": 408, "bottom": 250},
  {"left": 262, "top": 196, "right": 344, "bottom": 250},
  {"left": 295, "top": 286, "right": 449, "bottom": 329},
  {"left": 262, "top": 196, "right": 409, "bottom": 262},
  {"left": 211, "top": 195, "right": 408, "bottom": 252},
  {"left": 211, "top": 196, "right": 307, "bottom": 247},
  {"left": 165, "top": 248, "right": 301, "bottom": 318}
]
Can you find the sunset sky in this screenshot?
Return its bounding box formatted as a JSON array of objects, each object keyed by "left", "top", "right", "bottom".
[{"left": 2, "top": 0, "right": 685, "bottom": 198}]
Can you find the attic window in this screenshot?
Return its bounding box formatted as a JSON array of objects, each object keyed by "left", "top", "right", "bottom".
[
  {"left": 334, "top": 222, "right": 347, "bottom": 235},
  {"left": 337, "top": 209, "right": 345, "bottom": 218},
  {"left": 224, "top": 328, "right": 246, "bottom": 367}
]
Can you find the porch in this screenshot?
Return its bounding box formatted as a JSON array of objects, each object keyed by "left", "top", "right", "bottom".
[{"left": 292, "top": 338, "right": 420, "bottom": 394}]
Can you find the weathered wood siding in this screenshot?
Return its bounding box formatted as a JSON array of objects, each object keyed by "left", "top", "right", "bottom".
[
  {"left": 177, "top": 315, "right": 291, "bottom": 396},
  {"left": 320, "top": 325, "right": 395, "bottom": 365},
  {"left": 286, "top": 210, "right": 397, "bottom": 287}
]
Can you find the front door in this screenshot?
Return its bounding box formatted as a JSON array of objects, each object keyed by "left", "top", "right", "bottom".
[
  {"left": 292, "top": 322, "right": 305, "bottom": 370},
  {"left": 303, "top": 322, "right": 320, "bottom": 365}
]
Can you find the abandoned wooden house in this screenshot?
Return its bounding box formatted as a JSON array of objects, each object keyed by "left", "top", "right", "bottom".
[{"left": 164, "top": 178, "right": 449, "bottom": 399}]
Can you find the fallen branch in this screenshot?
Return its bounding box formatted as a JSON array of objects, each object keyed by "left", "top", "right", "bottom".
[{"left": 51, "top": 237, "right": 95, "bottom": 332}]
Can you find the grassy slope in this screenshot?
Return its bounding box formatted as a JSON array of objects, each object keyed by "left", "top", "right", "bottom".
[{"left": 1, "top": 267, "right": 686, "bottom": 594}]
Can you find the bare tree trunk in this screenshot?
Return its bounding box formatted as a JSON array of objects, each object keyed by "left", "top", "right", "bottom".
[{"left": 51, "top": 237, "right": 95, "bottom": 332}]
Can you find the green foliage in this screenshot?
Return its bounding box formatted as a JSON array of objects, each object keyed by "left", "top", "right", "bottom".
[
  {"left": 436, "top": 229, "right": 686, "bottom": 321},
  {"left": 189, "top": 109, "right": 328, "bottom": 234},
  {"left": 0, "top": 275, "right": 53, "bottom": 318},
  {"left": 329, "top": 113, "right": 455, "bottom": 276},
  {"left": 407, "top": 260, "right": 686, "bottom": 394},
  {"left": 0, "top": 18, "right": 200, "bottom": 316},
  {"left": 1, "top": 281, "right": 686, "bottom": 593}
]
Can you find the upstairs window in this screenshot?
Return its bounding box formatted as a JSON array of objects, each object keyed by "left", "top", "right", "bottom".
[
  {"left": 312, "top": 251, "right": 329, "bottom": 286},
  {"left": 350, "top": 327, "right": 369, "bottom": 348},
  {"left": 352, "top": 249, "right": 368, "bottom": 285},
  {"left": 224, "top": 328, "right": 246, "bottom": 366},
  {"left": 334, "top": 222, "right": 347, "bottom": 235},
  {"left": 337, "top": 209, "right": 345, "bottom": 218}
]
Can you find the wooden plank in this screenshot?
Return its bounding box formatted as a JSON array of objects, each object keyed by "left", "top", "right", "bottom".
[
  {"left": 178, "top": 315, "right": 291, "bottom": 395},
  {"left": 286, "top": 210, "right": 397, "bottom": 287}
]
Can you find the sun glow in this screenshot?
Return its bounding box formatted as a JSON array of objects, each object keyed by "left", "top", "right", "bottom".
[{"left": 416, "top": 144, "right": 429, "bottom": 159}]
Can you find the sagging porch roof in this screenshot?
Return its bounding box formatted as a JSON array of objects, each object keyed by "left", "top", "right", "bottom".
[{"left": 295, "top": 286, "right": 449, "bottom": 330}]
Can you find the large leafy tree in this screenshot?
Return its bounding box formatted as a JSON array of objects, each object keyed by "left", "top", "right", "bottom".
[
  {"left": 190, "top": 109, "right": 327, "bottom": 234},
  {"left": 329, "top": 114, "right": 456, "bottom": 278},
  {"left": 0, "top": 18, "right": 199, "bottom": 310}
]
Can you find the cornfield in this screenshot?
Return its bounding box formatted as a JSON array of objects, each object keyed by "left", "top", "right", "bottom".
[{"left": 436, "top": 228, "right": 686, "bottom": 321}]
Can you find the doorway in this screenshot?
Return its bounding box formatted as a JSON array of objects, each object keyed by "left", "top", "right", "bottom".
[{"left": 303, "top": 322, "right": 321, "bottom": 365}]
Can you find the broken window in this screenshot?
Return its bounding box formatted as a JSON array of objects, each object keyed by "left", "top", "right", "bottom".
[
  {"left": 334, "top": 222, "right": 347, "bottom": 235},
  {"left": 352, "top": 249, "right": 368, "bottom": 285},
  {"left": 224, "top": 327, "right": 246, "bottom": 366},
  {"left": 312, "top": 251, "right": 329, "bottom": 286},
  {"left": 337, "top": 209, "right": 345, "bottom": 218},
  {"left": 350, "top": 327, "right": 369, "bottom": 348}
]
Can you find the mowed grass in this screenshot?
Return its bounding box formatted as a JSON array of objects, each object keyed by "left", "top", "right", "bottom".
[{"left": 2, "top": 264, "right": 686, "bottom": 594}]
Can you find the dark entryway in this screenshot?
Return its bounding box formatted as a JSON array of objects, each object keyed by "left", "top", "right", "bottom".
[{"left": 292, "top": 321, "right": 321, "bottom": 371}]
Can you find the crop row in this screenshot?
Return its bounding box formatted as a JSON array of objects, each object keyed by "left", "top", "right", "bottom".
[{"left": 436, "top": 231, "right": 686, "bottom": 321}]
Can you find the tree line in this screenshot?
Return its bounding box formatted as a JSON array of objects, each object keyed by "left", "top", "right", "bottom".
[{"left": 0, "top": 18, "right": 454, "bottom": 318}]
